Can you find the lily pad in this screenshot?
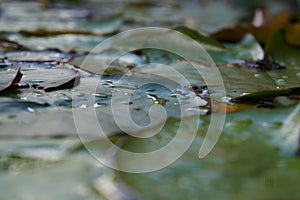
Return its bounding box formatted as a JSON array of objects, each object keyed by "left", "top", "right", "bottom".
[
  {"left": 7, "top": 34, "right": 104, "bottom": 52},
  {"left": 225, "top": 34, "right": 264, "bottom": 61},
  {"left": 116, "top": 105, "right": 300, "bottom": 200},
  {"left": 265, "top": 29, "right": 300, "bottom": 67},
  {"left": 17, "top": 62, "right": 79, "bottom": 91},
  {"left": 70, "top": 51, "right": 146, "bottom": 75},
  {"left": 0, "top": 37, "right": 28, "bottom": 52},
  {"left": 210, "top": 10, "right": 292, "bottom": 44},
  {"left": 135, "top": 61, "right": 300, "bottom": 100},
  {"left": 0, "top": 71, "right": 207, "bottom": 138},
  {"left": 0, "top": 50, "right": 72, "bottom": 63},
  {"left": 0, "top": 153, "right": 108, "bottom": 200},
  {"left": 0, "top": 66, "right": 22, "bottom": 93}
]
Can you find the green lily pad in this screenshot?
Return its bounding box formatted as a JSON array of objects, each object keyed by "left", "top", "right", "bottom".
[
  {"left": 70, "top": 51, "right": 146, "bottom": 75},
  {"left": 99, "top": 27, "right": 240, "bottom": 65},
  {"left": 16, "top": 62, "right": 79, "bottom": 91},
  {"left": 237, "top": 159, "right": 300, "bottom": 200},
  {"left": 173, "top": 26, "right": 225, "bottom": 50},
  {"left": 0, "top": 153, "right": 108, "bottom": 200},
  {"left": 225, "top": 34, "right": 264, "bottom": 61},
  {"left": 82, "top": 14, "right": 122, "bottom": 35},
  {"left": 0, "top": 71, "right": 207, "bottom": 138},
  {"left": 135, "top": 61, "right": 300, "bottom": 100},
  {"left": 265, "top": 29, "right": 300, "bottom": 67},
  {"left": 0, "top": 50, "right": 72, "bottom": 62},
  {"left": 115, "top": 105, "right": 299, "bottom": 200},
  {"left": 7, "top": 34, "right": 104, "bottom": 52}
]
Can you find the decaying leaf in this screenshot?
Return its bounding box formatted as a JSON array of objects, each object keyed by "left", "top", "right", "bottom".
[{"left": 210, "top": 10, "right": 292, "bottom": 44}]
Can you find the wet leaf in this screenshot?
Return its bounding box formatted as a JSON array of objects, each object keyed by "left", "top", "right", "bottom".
[
  {"left": 224, "top": 34, "right": 264, "bottom": 61},
  {"left": 238, "top": 159, "right": 300, "bottom": 199},
  {"left": 8, "top": 34, "right": 104, "bottom": 52},
  {"left": 0, "top": 72, "right": 207, "bottom": 138},
  {"left": 17, "top": 62, "right": 79, "bottom": 92},
  {"left": 82, "top": 14, "right": 122, "bottom": 35},
  {"left": 116, "top": 106, "right": 298, "bottom": 200},
  {"left": 0, "top": 67, "right": 22, "bottom": 93},
  {"left": 103, "top": 27, "right": 240, "bottom": 65},
  {"left": 0, "top": 152, "right": 108, "bottom": 200},
  {"left": 0, "top": 1, "right": 300, "bottom": 199},
  {"left": 0, "top": 50, "right": 72, "bottom": 63},
  {"left": 37, "top": 73, "right": 79, "bottom": 92},
  {"left": 0, "top": 98, "right": 48, "bottom": 113},
  {"left": 172, "top": 26, "right": 240, "bottom": 64},
  {"left": 135, "top": 61, "right": 300, "bottom": 101},
  {"left": 70, "top": 51, "right": 146, "bottom": 75}
]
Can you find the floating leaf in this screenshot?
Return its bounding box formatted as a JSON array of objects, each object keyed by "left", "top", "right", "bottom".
[
  {"left": 173, "top": 26, "right": 225, "bottom": 50},
  {"left": 37, "top": 73, "right": 79, "bottom": 92},
  {"left": 116, "top": 106, "right": 298, "bottom": 199},
  {"left": 265, "top": 29, "right": 300, "bottom": 66},
  {"left": 225, "top": 34, "right": 264, "bottom": 61},
  {"left": 237, "top": 159, "right": 300, "bottom": 200},
  {"left": 0, "top": 72, "right": 206, "bottom": 138},
  {"left": 210, "top": 10, "right": 292, "bottom": 44},
  {"left": 285, "top": 23, "right": 300, "bottom": 46},
  {"left": 0, "top": 37, "right": 28, "bottom": 52},
  {"left": 0, "top": 67, "right": 22, "bottom": 93},
  {"left": 82, "top": 14, "right": 122, "bottom": 35},
  {"left": 0, "top": 50, "right": 72, "bottom": 63},
  {"left": 135, "top": 61, "right": 300, "bottom": 101},
  {"left": 17, "top": 62, "right": 79, "bottom": 92},
  {"left": 7, "top": 34, "right": 104, "bottom": 52},
  {"left": 71, "top": 51, "right": 146, "bottom": 75},
  {"left": 173, "top": 26, "right": 240, "bottom": 64},
  {"left": 18, "top": 29, "right": 94, "bottom": 37},
  {"left": 0, "top": 152, "right": 108, "bottom": 200}
]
